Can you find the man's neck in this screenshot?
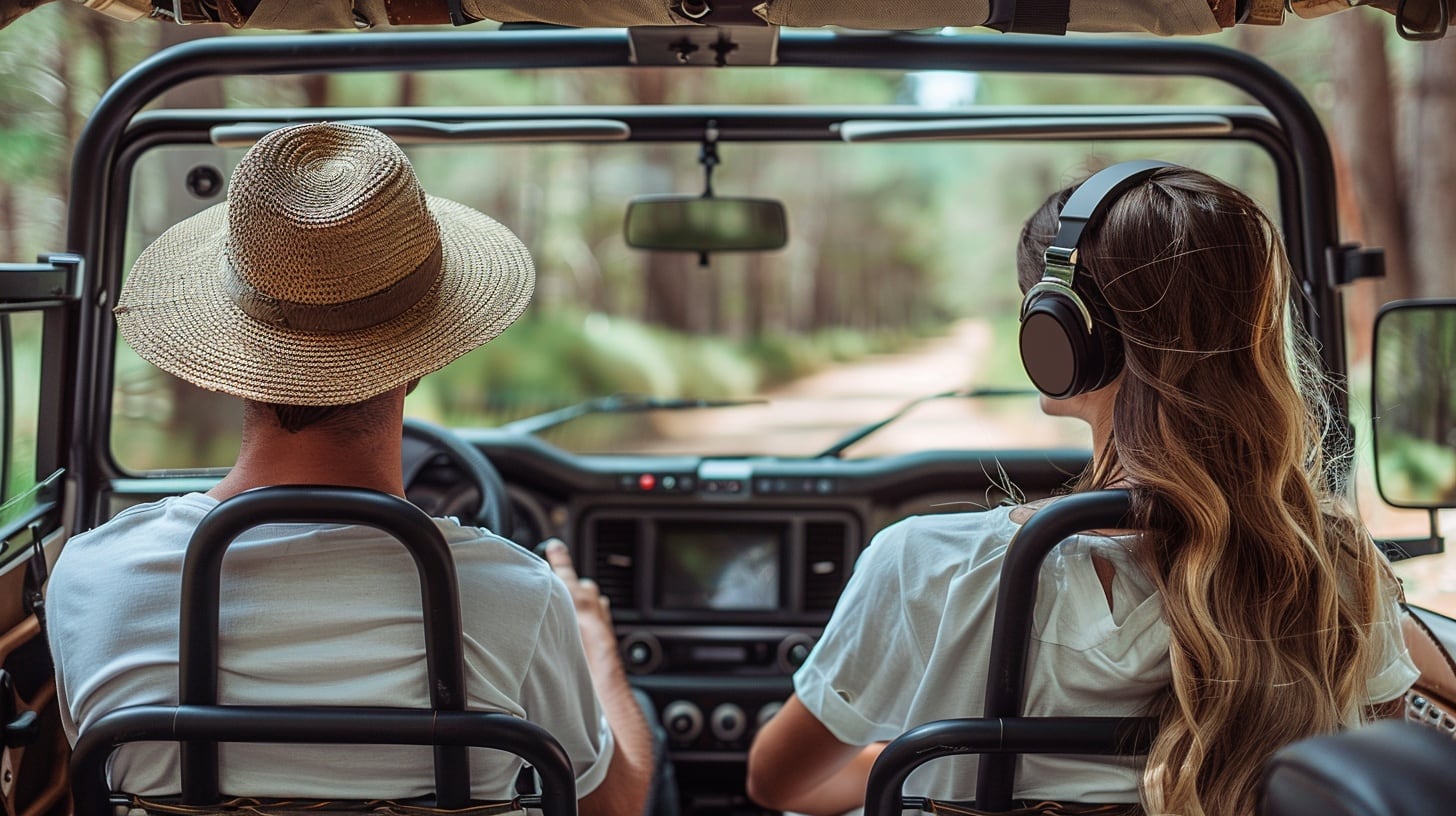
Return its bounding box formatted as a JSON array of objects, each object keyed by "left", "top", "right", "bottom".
[{"left": 209, "top": 415, "right": 406, "bottom": 502}]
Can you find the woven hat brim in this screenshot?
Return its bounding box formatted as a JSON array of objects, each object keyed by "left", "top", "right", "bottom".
[{"left": 116, "top": 195, "right": 535, "bottom": 406}]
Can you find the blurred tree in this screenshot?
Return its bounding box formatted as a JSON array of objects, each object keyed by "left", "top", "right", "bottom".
[
  {"left": 1331, "top": 12, "right": 1412, "bottom": 306},
  {"left": 1407, "top": 38, "right": 1456, "bottom": 298},
  {"left": 1329, "top": 11, "right": 1456, "bottom": 301},
  {"left": 632, "top": 69, "right": 696, "bottom": 331},
  {"left": 154, "top": 22, "right": 244, "bottom": 461}
]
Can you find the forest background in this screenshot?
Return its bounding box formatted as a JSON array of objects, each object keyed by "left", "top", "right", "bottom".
[{"left": 0, "top": 5, "right": 1455, "bottom": 605}]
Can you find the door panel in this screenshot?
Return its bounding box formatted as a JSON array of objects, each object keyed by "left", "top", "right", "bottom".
[
  {"left": 0, "top": 551, "right": 66, "bottom": 816},
  {"left": 0, "top": 259, "right": 82, "bottom": 816}
]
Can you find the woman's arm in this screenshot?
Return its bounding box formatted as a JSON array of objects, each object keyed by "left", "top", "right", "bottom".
[{"left": 746, "top": 695, "right": 883, "bottom": 815}]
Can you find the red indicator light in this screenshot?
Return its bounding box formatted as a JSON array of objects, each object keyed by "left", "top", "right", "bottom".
[{"left": 638, "top": 473, "right": 656, "bottom": 491}]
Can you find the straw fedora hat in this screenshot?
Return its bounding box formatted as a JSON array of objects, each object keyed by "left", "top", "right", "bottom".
[{"left": 115, "top": 122, "right": 535, "bottom": 406}]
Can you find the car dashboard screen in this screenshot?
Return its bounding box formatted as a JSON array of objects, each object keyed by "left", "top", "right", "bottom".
[{"left": 655, "top": 524, "right": 781, "bottom": 612}]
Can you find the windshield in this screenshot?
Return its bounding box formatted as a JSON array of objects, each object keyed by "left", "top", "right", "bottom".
[{"left": 110, "top": 72, "right": 1279, "bottom": 470}]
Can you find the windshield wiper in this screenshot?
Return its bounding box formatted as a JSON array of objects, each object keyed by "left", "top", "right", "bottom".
[
  {"left": 815, "top": 387, "right": 1039, "bottom": 459},
  {"left": 501, "top": 393, "right": 768, "bottom": 436}
]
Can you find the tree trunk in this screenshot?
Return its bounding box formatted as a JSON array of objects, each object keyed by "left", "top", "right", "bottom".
[
  {"left": 83, "top": 11, "right": 121, "bottom": 86},
  {"left": 1406, "top": 38, "right": 1456, "bottom": 298},
  {"left": 301, "top": 74, "right": 330, "bottom": 109},
  {"left": 744, "top": 253, "right": 770, "bottom": 336},
  {"left": 51, "top": 3, "right": 76, "bottom": 214},
  {"left": 0, "top": 182, "right": 14, "bottom": 262},
  {"left": 1329, "top": 11, "right": 1412, "bottom": 305},
  {"left": 152, "top": 23, "right": 242, "bottom": 463},
  {"left": 398, "top": 73, "right": 418, "bottom": 108}
]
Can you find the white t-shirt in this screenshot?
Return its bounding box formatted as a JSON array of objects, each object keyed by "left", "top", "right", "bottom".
[
  {"left": 794, "top": 505, "right": 1419, "bottom": 804},
  {"left": 46, "top": 493, "right": 613, "bottom": 801}
]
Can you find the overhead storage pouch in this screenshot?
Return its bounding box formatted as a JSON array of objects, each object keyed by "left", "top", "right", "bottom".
[
  {"left": 228, "top": 0, "right": 682, "bottom": 28},
  {"left": 754, "top": 0, "right": 1223, "bottom": 36},
  {"left": 756, "top": 0, "right": 994, "bottom": 29},
  {"left": 462, "top": 0, "right": 681, "bottom": 26}
]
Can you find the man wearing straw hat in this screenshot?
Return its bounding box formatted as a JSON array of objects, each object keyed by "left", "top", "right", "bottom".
[{"left": 45, "top": 123, "right": 652, "bottom": 815}]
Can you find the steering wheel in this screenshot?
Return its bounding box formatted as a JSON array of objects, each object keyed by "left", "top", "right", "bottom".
[{"left": 401, "top": 417, "right": 512, "bottom": 537}]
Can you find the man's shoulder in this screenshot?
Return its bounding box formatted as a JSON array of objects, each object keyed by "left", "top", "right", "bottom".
[
  {"left": 64, "top": 493, "right": 215, "bottom": 553},
  {"left": 436, "top": 521, "right": 556, "bottom": 585}
]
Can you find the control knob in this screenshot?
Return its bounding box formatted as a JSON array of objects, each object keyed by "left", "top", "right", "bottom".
[
  {"left": 662, "top": 700, "right": 703, "bottom": 746},
  {"left": 710, "top": 702, "right": 747, "bottom": 743},
  {"left": 757, "top": 701, "right": 783, "bottom": 728},
  {"left": 619, "top": 632, "right": 662, "bottom": 674},
  {"left": 778, "top": 633, "right": 817, "bottom": 672}
]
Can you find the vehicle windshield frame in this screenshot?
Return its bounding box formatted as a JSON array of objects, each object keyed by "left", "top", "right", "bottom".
[{"left": 72, "top": 29, "right": 1346, "bottom": 534}]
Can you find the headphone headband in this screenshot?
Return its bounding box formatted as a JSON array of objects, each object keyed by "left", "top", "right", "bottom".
[
  {"left": 1018, "top": 159, "right": 1176, "bottom": 400},
  {"left": 1049, "top": 159, "right": 1175, "bottom": 258}
]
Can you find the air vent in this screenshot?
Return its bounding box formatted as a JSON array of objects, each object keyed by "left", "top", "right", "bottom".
[
  {"left": 592, "top": 518, "right": 640, "bottom": 609},
  {"left": 803, "top": 521, "right": 849, "bottom": 612}
]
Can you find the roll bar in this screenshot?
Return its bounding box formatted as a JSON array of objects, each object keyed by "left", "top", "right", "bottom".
[
  {"left": 71, "top": 705, "right": 577, "bottom": 816},
  {"left": 862, "top": 490, "right": 1157, "bottom": 815},
  {"left": 177, "top": 486, "right": 469, "bottom": 807}
]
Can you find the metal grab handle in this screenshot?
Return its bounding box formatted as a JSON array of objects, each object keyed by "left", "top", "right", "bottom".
[
  {"left": 977, "top": 489, "right": 1133, "bottom": 809},
  {"left": 178, "top": 486, "right": 469, "bottom": 807},
  {"left": 864, "top": 716, "right": 1154, "bottom": 816},
  {"left": 73, "top": 705, "right": 577, "bottom": 816}
]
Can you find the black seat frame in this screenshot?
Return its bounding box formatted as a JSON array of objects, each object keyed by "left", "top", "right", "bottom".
[
  {"left": 864, "top": 489, "right": 1156, "bottom": 816},
  {"left": 69, "top": 486, "right": 577, "bottom": 816}
]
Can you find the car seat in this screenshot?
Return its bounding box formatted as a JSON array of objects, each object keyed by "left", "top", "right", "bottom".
[
  {"left": 68, "top": 486, "right": 576, "bottom": 816},
  {"left": 1261, "top": 719, "right": 1456, "bottom": 816},
  {"left": 863, "top": 489, "right": 1155, "bottom": 816}
]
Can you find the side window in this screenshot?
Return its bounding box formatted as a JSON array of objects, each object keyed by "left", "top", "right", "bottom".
[
  {"left": 0, "top": 257, "right": 76, "bottom": 561},
  {"left": 0, "top": 310, "right": 47, "bottom": 542}
]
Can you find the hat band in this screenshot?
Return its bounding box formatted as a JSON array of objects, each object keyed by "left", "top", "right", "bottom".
[{"left": 224, "top": 242, "right": 444, "bottom": 333}]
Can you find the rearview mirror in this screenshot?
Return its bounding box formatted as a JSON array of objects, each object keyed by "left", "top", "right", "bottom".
[
  {"left": 624, "top": 195, "right": 788, "bottom": 253},
  {"left": 1373, "top": 299, "right": 1456, "bottom": 509}
]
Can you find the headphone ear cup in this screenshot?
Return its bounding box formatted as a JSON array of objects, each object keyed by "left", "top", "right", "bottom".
[
  {"left": 1020, "top": 291, "right": 1121, "bottom": 399},
  {"left": 1020, "top": 293, "right": 1091, "bottom": 400}
]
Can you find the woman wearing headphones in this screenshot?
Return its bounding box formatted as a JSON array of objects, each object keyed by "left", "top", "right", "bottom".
[{"left": 745, "top": 164, "right": 1417, "bottom": 816}]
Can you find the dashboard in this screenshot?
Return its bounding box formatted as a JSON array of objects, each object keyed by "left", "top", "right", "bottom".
[{"left": 456, "top": 433, "right": 1090, "bottom": 771}]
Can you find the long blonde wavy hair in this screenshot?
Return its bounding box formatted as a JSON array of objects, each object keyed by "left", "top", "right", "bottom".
[{"left": 1017, "top": 167, "right": 1395, "bottom": 816}]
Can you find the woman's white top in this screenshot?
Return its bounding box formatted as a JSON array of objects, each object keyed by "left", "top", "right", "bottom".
[{"left": 794, "top": 504, "right": 1419, "bottom": 804}]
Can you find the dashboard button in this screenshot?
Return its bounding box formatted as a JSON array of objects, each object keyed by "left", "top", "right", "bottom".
[
  {"left": 662, "top": 700, "right": 703, "bottom": 746},
  {"left": 619, "top": 632, "right": 662, "bottom": 674},
  {"left": 757, "top": 702, "right": 783, "bottom": 728},
  {"left": 710, "top": 703, "right": 747, "bottom": 743},
  {"left": 778, "top": 634, "right": 817, "bottom": 672}
]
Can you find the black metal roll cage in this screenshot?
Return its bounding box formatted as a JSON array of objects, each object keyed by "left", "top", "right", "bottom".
[{"left": 63, "top": 28, "right": 1349, "bottom": 534}]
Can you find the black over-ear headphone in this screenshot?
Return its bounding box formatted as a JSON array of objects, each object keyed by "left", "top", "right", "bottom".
[{"left": 1018, "top": 159, "right": 1174, "bottom": 400}]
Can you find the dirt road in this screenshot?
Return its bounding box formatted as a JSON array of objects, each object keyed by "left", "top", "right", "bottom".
[{"left": 637, "top": 320, "right": 1090, "bottom": 457}]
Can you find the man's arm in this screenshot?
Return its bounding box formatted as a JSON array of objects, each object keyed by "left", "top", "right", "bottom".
[{"left": 545, "top": 541, "right": 654, "bottom": 816}]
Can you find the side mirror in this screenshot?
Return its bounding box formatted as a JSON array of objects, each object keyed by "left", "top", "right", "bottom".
[
  {"left": 1372, "top": 299, "right": 1456, "bottom": 509},
  {"left": 624, "top": 195, "right": 788, "bottom": 253}
]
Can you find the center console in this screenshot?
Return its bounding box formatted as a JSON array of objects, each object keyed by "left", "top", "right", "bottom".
[{"left": 579, "top": 508, "right": 859, "bottom": 758}]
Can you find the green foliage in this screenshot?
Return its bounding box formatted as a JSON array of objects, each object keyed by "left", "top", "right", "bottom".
[
  {"left": 1379, "top": 431, "right": 1456, "bottom": 505},
  {"left": 410, "top": 312, "right": 922, "bottom": 430}
]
